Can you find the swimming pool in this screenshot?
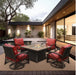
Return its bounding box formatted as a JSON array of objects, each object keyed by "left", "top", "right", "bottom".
[
  {"left": 0, "top": 38, "right": 46, "bottom": 46},
  {"left": 0, "top": 41, "right": 32, "bottom": 46}
]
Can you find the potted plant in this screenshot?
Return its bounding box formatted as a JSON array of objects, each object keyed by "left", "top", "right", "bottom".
[
  {"left": 24, "top": 30, "right": 31, "bottom": 38},
  {"left": 12, "top": 32, "right": 16, "bottom": 38},
  {"left": 57, "top": 29, "right": 61, "bottom": 39},
  {"left": 38, "top": 31, "right": 44, "bottom": 38}
]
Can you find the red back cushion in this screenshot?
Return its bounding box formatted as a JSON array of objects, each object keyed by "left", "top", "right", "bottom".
[
  {"left": 59, "top": 44, "right": 71, "bottom": 55},
  {"left": 4, "top": 43, "right": 18, "bottom": 55},
  {"left": 46, "top": 38, "right": 56, "bottom": 49},
  {"left": 14, "top": 38, "right": 24, "bottom": 45}
]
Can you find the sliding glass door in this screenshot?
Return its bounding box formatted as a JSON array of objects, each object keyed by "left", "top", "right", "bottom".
[
  {"left": 65, "top": 14, "right": 76, "bottom": 45},
  {"left": 56, "top": 14, "right": 76, "bottom": 45},
  {"left": 56, "top": 19, "right": 64, "bottom": 41}
]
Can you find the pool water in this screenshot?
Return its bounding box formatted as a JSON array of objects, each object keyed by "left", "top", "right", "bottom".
[{"left": 0, "top": 41, "right": 32, "bottom": 46}]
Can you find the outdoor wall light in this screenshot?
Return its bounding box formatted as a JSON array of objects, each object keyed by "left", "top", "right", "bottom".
[
  {"left": 8, "top": 29, "right": 11, "bottom": 35},
  {"left": 27, "top": 25, "right": 30, "bottom": 30},
  {"left": 17, "top": 29, "right": 20, "bottom": 36},
  {"left": 43, "top": 24, "right": 45, "bottom": 32},
  {"left": 43, "top": 24, "right": 45, "bottom": 37}
]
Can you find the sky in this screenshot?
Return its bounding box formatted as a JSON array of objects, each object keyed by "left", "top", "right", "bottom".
[{"left": 19, "top": 0, "right": 61, "bottom": 21}]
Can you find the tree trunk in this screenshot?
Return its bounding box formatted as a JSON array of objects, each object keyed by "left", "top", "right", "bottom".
[{"left": 5, "top": 22, "right": 8, "bottom": 36}]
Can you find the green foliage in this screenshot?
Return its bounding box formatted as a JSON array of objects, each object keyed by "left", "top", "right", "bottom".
[
  {"left": 38, "top": 31, "right": 44, "bottom": 38},
  {"left": 12, "top": 32, "right": 16, "bottom": 38},
  {"left": 31, "top": 26, "right": 35, "bottom": 30},
  {"left": 12, "top": 13, "right": 29, "bottom": 22},
  {"left": 0, "top": 0, "right": 37, "bottom": 22},
  {"left": 0, "top": 22, "right": 6, "bottom": 30},
  {"left": 24, "top": 30, "right": 31, "bottom": 37},
  {"left": 12, "top": 26, "right": 16, "bottom": 30},
  {"left": 57, "top": 28, "right": 66, "bottom": 39},
  {"left": 57, "top": 29, "right": 61, "bottom": 39}
]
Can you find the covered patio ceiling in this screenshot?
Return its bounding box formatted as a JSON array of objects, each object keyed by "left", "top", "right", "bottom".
[{"left": 44, "top": 0, "right": 75, "bottom": 25}]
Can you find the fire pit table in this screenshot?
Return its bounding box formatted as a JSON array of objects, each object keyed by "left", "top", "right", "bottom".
[{"left": 21, "top": 43, "right": 51, "bottom": 62}]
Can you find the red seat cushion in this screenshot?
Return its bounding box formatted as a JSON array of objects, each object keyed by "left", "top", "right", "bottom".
[
  {"left": 14, "top": 38, "right": 24, "bottom": 45},
  {"left": 46, "top": 38, "right": 56, "bottom": 50},
  {"left": 16, "top": 52, "right": 28, "bottom": 62},
  {"left": 48, "top": 51, "right": 60, "bottom": 59},
  {"left": 6, "top": 52, "right": 28, "bottom": 62},
  {"left": 48, "top": 51, "right": 62, "bottom": 61}
]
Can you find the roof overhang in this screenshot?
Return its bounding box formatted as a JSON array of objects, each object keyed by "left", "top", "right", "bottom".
[
  {"left": 8, "top": 0, "right": 75, "bottom": 26},
  {"left": 43, "top": 0, "right": 74, "bottom": 24},
  {"left": 8, "top": 22, "right": 43, "bottom": 26}
]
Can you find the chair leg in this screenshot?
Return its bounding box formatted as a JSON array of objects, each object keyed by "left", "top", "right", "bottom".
[
  {"left": 5, "top": 58, "right": 8, "bottom": 64},
  {"left": 14, "top": 63, "right": 18, "bottom": 69},
  {"left": 47, "top": 54, "right": 49, "bottom": 63},
  {"left": 10, "top": 62, "right": 24, "bottom": 70},
  {"left": 27, "top": 55, "right": 29, "bottom": 63},
  {"left": 27, "top": 58, "right": 29, "bottom": 64},
  {"left": 51, "top": 60, "right": 65, "bottom": 68},
  {"left": 65, "top": 58, "right": 70, "bottom": 63},
  {"left": 5, "top": 59, "right": 7, "bottom": 64},
  {"left": 67, "top": 58, "right": 70, "bottom": 63}
]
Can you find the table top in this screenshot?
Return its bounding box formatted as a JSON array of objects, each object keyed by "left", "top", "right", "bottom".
[{"left": 21, "top": 44, "right": 51, "bottom": 51}]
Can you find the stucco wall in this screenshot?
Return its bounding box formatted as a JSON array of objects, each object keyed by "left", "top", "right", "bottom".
[
  {"left": 31, "top": 26, "right": 43, "bottom": 38},
  {"left": 8, "top": 25, "right": 43, "bottom": 38}
]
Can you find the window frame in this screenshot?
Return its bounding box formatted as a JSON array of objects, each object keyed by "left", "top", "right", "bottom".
[{"left": 55, "top": 13, "right": 75, "bottom": 45}]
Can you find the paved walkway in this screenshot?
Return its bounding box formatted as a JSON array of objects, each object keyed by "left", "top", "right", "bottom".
[
  {"left": 4, "top": 38, "right": 46, "bottom": 42},
  {"left": 0, "top": 46, "right": 4, "bottom": 55}
]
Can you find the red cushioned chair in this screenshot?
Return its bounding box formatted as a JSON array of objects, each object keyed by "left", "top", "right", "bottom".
[
  {"left": 47, "top": 44, "right": 72, "bottom": 68},
  {"left": 46, "top": 38, "right": 56, "bottom": 51},
  {"left": 14, "top": 38, "right": 26, "bottom": 51},
  {"left": 3, "top": 43, "right": 29, "bottom": 70}
]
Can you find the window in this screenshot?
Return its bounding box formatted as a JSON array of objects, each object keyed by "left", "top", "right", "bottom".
[
  {"left": 65, "top": 14, "right": 76, "bottom": 45},
  {"left": 56, "top": 19, "right": 64, "bottom": 41},
  {"left": 72, "top": 24, "right": 76, "bottom": 35}
]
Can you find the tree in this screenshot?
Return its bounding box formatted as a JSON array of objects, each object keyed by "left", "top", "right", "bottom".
[
  {"left": 12, "top": 13, "right": 29, "bottom": 22},
  {"left": 0, "top": 0, "right": 37, "bottom": 35},
  {"left": 0, "top": 0, "right": 37, "bottom": 22},
  {"left": 32, "top": 19, "right": 41, "bottom": 22}
]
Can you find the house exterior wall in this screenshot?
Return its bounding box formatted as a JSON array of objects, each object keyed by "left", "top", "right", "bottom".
[
  {"left": 50, "top": 22, "right": 56, "bottom": 39},
  {"left": 8, "top": 25, "right": 43, "bottom": 38},
  {"left": 45, "top": 21, "right": 55, "bottom": 39},
  {"left": 31, "top": 26, "right": 43, "bottom": 38}
]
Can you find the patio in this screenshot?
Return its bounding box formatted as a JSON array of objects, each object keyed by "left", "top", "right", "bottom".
[
  {"left": 0, "top": 38, "right": 75, "bottom": 71},
  {"left": 0, "top": 53, "right": 75, "bottom": 71},
  {"left": 0, "top": 0, "right": 75, "bottom": 75}
]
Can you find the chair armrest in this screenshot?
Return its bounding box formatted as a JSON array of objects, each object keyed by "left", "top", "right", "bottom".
[
  {"left": 48, "top": 52, "right": 63, "bottom": 57},
  {"left": 48, "top": 48, "right": 58, "bottom": 53},
  {"left": 15, "top": 51, "right": 28, "bottom": 58}
]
